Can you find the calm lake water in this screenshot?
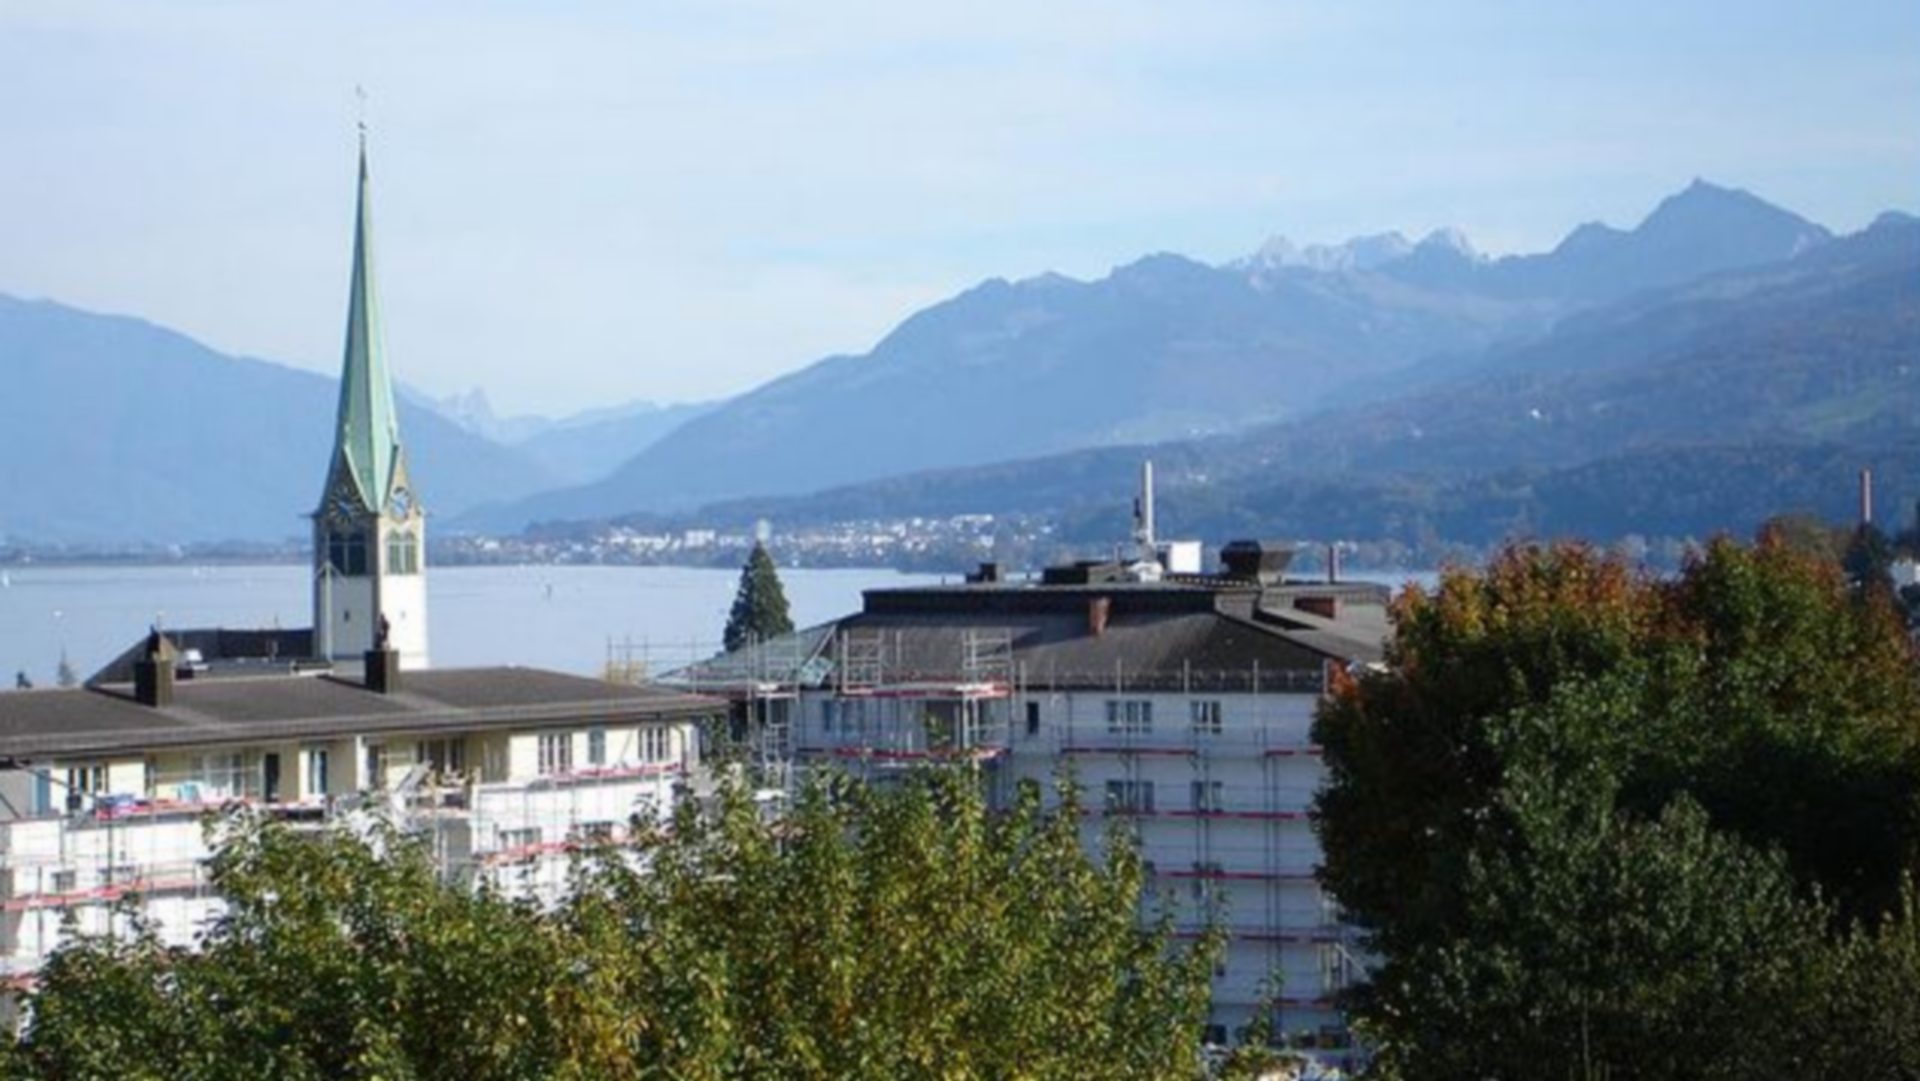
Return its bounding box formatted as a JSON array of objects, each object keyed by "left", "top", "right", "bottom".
[{"left": 0, "top": 563, "right": 938, "bottom": 688}]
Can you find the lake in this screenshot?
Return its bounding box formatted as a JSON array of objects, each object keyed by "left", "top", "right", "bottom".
[
  {"left": 0, "top": 563, "right": 938, "bottom": 687},
  {"left": 0, "top": 563, "right": 1436, "bottom": 688}
]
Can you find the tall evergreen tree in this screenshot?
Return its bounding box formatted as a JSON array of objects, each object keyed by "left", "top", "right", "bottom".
[{"left": 723, "top": 541, "right": 795, "bottom": 652}]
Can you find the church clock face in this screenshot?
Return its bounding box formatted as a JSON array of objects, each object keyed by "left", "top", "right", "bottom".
[
  {"left": 327, "top": 489, "right": 360, "bottom": 523},
  {"left": 389, "top": 488, "right": 414, "bottom": 521}
]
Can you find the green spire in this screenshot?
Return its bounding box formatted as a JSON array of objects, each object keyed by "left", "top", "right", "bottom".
[{"left": 329, "top": 132, "right": 403, "bottom": 512}]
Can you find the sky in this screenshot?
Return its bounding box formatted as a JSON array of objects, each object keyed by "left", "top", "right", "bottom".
[{"left": 1, "top": 1, "right": 1916, "bottom": 417}]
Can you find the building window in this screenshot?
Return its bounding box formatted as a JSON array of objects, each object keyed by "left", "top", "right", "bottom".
[
  {"left": 327, "top": 530, "right": 369, "bottom": 576},
  {"left": 1320, "top": 944, "right": 1357, "bottom": 993},
  {"left": 1105, "top": 699, "right": 1153, "bottom": 734},
  {"left": 385, "top": 531, "right": 420, "bottom": 575},
  {"left": 1104, "top": 779, "right": 1155, "bottom": 814},
  {"left": 1025, "top": 701, "right": 1042, "bottom": 737},
  {"left": 188, "top": 753, "right": 251, "bottom": 800},
  {"left": 640, "top": 727, "right": 671, "bottom": 763},
  {"left": 538, "top": 733, "right": 573, "bottom": 776},
  {"left": 498, "top": 827, "right": 542, "bottom": 854},
  {"left": 415, "top": 738, "right": 465, "bottom": 777},
  {"left": 587, "top": 729, "right": 607, "bottom": 766},
  {"left": 64, "top": 763, "right": 108, "bottom": 797},
  {"left": 1189, "top": 699, "right": 1223, "bottom": 734},
  {"left": 837, "top": 698, "right": 866, "bottom": 735},
  {"left": 573, "top": 821, "right": 617, "bottom": 844},
  {"left": 821, "top": 699, "right": 836, "bottom": 732},
  {"left": 50, "top": 870, "right": 77, "bottom": 894},
  {"left": 1191, "top": 780, "right": 1224, "bottom": 814},
  {"left": 1190, "top": 861, "right": 1224, "bottom": 904},
  {"left": 306, "top": 748, "right": 330, "bottom": 797},
  {"left": 364, "top": 744, "right": 384, "bottom": 790}
]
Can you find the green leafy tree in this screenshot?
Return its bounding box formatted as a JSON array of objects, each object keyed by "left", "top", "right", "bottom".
[
  {"left": 1315, "top": 538, "right": 1920, "bottom": 1078},
  {"left": 13, "top": 772, "right": 1218, "bottom": 1081},
  {"left": 722, "top": 541, "right": 795, "bottom": 653},
  {"left": 1356, "top": 677, "right": 1834, "bottom": 1080},
  {"left": 1757, "top": 511, "right": 1844, "bottom": 563}
]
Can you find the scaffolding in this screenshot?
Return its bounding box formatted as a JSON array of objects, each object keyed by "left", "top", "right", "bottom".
[{"left": 0, "top": 724, "right": 696, "bottom": 975}]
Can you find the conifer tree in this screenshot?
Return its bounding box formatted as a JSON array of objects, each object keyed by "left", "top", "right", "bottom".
[{"left": 723, "top": 541, "right": 794, "bottom": 652}]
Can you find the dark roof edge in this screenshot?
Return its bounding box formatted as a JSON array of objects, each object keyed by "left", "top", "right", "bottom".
[{"left": 0, "top": 691, "right": 723, "bottom": 763}]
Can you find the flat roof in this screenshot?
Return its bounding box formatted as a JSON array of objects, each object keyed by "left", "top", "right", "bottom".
[{"left": 0, "top": 666, "right": 722, "bottom": 761}]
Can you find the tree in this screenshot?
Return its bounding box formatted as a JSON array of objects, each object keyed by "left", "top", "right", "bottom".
[
  {"left": 1756, "top": 511, "right": 1844, "bottom": 563},
  {"left": 1315, "top": 538, "right": 1920, "bottom": 1077},
  {"left": 53, "top": 651, "right": 77, "bottom": 689},
  {"left": 722, "top": 541, "right": 794, "bottom": 653},
  {"left": 1352, "top": 677, "right": 1833, "bottom": 1080},
  {"left": 13, "top": 771, "right": 1218, "bottom": 1081},
  {"left": 1844, "top": 521, "right": 1895, "bottom": 594}
]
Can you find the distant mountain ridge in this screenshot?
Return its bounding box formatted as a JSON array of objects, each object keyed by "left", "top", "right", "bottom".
[
  {"left": 472, "top": 180, "right": 1830, "bottom": 531},
  {"left": 0, "top": 296, "right": 557, "bottom": 544},
  {"left": 667, "top": 212, "right": 1918, "bottom": 552},
  {"left": 406, "top": 387, "right": 718, "bottom": 486}
]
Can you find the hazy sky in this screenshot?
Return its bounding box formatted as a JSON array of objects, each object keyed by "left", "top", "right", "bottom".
[{"left": 2, "top": 1, "right": 1915, "bottom": 416}]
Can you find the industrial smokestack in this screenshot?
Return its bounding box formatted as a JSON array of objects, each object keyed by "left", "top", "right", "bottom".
[
  {"left": 1138, "top": 460, "right": 1157, "bottom": 552},
  {"left": 1861, "top": 467, "right": 1875, "bottom": 526},
  {"left": 1328, "top": 543, "right": 1340, "bottom": 584}
]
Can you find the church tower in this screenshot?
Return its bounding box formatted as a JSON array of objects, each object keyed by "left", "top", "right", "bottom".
[{"left": 313, "top": 132, "right": 428, "bottom": 669}]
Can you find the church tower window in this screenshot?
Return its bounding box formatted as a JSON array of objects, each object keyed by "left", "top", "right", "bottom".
[
  {"left": 386, "top": 531, "right": 419, "bottom": 575},
  {"left": 327, "top": 530, "right": 370, "bottom": 576}
]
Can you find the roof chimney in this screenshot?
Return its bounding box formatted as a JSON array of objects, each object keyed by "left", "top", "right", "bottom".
[
  {"left": 365, "top": 616, "right": 401, "bottom": 694},
  {"left": 1328, "top": 543, "right": 1341, "bottom": 584},
  {"left": 1861, "top": 467, "right": 1875, "bottom": 526},
  {"left": 1088, "top": 596, "right": 1112, "bottom": 638},
  {"left": 133, "top": 628, "right": 177, "bottom": 708}
]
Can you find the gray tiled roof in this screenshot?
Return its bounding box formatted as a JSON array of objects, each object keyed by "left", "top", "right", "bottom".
[
  {"left": 0, "top": 667, "right": 721, "bottom": 761},
  {"left": 674, "top": 577, "right": 1390, "bottom": 695}
]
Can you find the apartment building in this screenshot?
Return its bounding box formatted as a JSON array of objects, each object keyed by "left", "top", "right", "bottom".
[
  {"left": 677, "top": 537, "right": 1388, "bottom": 1064},
  {"left": 0, "top": 638, "right": 716, "bottom": 987}
]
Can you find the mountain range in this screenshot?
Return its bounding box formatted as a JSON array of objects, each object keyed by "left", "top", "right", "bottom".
[
  {"left": 2, "top": 180, "right": 1913, "bottom": 554},
  {"left": 469, "top": 179, "right": 1840, "bottom": 529},
  {"left": 675, "top": 207, "right": 1918, "bottom": 551}
]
